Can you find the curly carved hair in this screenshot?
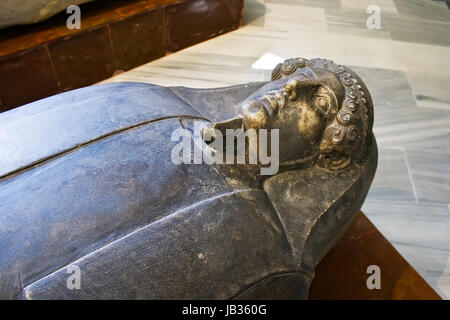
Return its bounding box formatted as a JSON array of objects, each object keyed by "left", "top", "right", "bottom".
[{"left": 271, "top": 57, "right": 374, "bottom": 170}]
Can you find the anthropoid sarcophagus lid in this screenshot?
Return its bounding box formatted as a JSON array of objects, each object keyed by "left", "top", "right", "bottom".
[{"left": 0, "top": 58, "right": 377, "bottom": 299}]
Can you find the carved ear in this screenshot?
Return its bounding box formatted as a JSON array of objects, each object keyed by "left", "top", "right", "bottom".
[
  {"left": 317, "top": 152, "right": 351, "bottom": 171},
  {"left": 201, "top": 117, "right": 243, "bottom": 144}
]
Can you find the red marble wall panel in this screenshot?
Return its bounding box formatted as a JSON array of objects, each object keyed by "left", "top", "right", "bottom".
[{"left": 309, "top": 212, "right": 442, "bottom": 300}]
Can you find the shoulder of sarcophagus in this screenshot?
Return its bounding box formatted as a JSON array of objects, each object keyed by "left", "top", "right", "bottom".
[
  {"left": 263, "top": 134, "right": 377, "bottom": 268},
  {"left": 0, "top": 82, "right": 208, "bottom": 179}
]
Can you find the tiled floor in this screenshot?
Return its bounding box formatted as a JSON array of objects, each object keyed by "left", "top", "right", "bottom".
[{"left": 103, "top": 0, "right": 450, "bottom": 298}]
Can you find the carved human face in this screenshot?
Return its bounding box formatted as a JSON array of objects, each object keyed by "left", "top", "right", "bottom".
[{"left": 203, "top": 68, "right": 345, "bottom": 165}]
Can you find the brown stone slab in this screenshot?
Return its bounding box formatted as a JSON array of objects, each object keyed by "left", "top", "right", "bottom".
[
  {"left": 0, "top": 46, "right": 59, "bottom": 111},
  {"left": 47, "top": 27, "right": 115, "bottom": 91},
  {"left": 309, "top": 211, "right": 442, "bottom": 300},
  {"left": 166, "top": 0, "right": 244, "bottom": 52},
  {"left": 0, "top": 0, "right": 176, "bottom": 57},
  {"left": 109, "top": 9, "right": 166, "bottom": 71},
  {"left": 0, "top": 0, "right": 244, "bottom": 111}
]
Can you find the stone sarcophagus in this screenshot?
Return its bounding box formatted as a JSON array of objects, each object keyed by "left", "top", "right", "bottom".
[{"left": 0, "top": 58, "right": 377, "bottom": 299}]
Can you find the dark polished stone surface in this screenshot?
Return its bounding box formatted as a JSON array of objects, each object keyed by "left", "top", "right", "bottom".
[
  {"left": 309, "top": 211, "right": 442, "bottom": 300},
  {"left": 48, "top": 27, "right": 116, "bottom": 91}
]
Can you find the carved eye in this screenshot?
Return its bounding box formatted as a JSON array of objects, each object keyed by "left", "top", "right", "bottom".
[
  {"left": 313, "top": 94, "right": 331, "bottom": 116},
  {"left": 248, "top": 101, "right": 265, "bottom": 114}
]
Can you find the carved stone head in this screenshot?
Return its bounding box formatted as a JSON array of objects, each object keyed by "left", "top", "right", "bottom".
[{"left": 204, "top": 58, "right": 374, "bottom": 171}]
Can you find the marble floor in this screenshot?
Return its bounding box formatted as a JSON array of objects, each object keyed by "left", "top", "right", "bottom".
[{"left": 103, "top": 0, "right": 450, "bottom": 298}]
